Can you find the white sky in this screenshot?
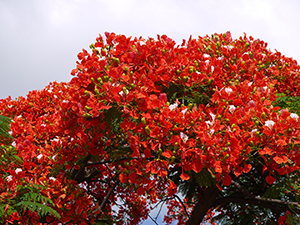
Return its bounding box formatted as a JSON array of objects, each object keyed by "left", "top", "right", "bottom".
[{"left": 0, "top": 0, "right": 299, "bottom": 223}]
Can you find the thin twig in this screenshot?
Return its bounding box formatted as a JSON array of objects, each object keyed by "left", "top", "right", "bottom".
[
  {"left": 117, "top": 193, "right": 160, "bottom": 224},
  {"left": 87, "top": 157, "right": 129, "bottom": 166},
  {"left": 87, "top": 156, "right": 155, "bottom": 166},
  {"left": 174, "top": 194, "right": 190, "bottom": 219},
  {"left": 152, "top": 199, "right": 165, "bottom": 211},
  {"left": 155, "top": 200, "right": 165, "bottom": 221},
  {"left": 148, "top": 214, "right": 159, "bottom": 225}
]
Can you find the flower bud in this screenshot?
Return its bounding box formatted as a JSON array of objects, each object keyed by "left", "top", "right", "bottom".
[
  {"left": 170, "top": 156, "right": 176, "bottom": 162},
  {"left": 145, "top": 126, "right": 150, "bottom": 135},
  {"left": 262, "top": 112, "right": 266, "bottom": 120},
  {"left": 174, "top": 142, "right": 179, "bottom": 151},
  {"left": 224, "top": 154, "right": 229, "bottom": 160},
  {"left": 122, "top": 87, "right": 128, "bottom": 95},
  {"left": 188, "top": 103, "right": 193, "bottom": 110},
  {"left": 97, "top": 77, "right": 103, "bottom": 85}
]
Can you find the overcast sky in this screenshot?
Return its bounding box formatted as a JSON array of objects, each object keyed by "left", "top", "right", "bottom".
[{"left": 0, "top": 0, "right": 299, "bottom": 224}]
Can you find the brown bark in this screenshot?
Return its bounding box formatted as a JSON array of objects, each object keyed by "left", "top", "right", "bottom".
[{"left": 185, "top": 185, "right": 220, "bottom": 225}]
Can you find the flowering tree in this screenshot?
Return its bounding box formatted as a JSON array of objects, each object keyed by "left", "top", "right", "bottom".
[{"left": 0, "top": 32, "right": 300, "bottom": 225}]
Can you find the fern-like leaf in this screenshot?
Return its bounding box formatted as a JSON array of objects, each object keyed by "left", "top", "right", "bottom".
[
  {"left": 16, "top": 201, "right": 60, "bottom": 219},
  {"left": 0, "top": 115, "right": 13, "bottom": 142},
  {"left": 19, "top": 192, "right": 55, "bottom": 206},
  {"left": 14, "top": 185, "right": 61, "bottom": 220}
]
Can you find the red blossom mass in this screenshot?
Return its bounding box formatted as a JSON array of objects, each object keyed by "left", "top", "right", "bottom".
[{"left": 0, "top": 32, "right": 300, "bottom": 224}]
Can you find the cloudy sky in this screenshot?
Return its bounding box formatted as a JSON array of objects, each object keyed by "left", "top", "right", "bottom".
[{"left": 0, "top": 0, "right": 299, "bottom": 223}]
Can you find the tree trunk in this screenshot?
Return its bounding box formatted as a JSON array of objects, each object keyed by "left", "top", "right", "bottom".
[{"left": 185, "top": 185, "right": 220, "bottom": 225}]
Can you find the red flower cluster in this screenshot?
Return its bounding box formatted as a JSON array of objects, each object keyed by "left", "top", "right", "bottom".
[{"left": 0, "top": 31, "right": 299, "bottom": 224}]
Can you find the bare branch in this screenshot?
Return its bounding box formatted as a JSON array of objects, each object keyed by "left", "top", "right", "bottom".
[
  {"left": 148, "top": 214, "right": 159, "bottom": 225},
  {"left": 155, "top": 200, "right": 165, "bottom": 221}
]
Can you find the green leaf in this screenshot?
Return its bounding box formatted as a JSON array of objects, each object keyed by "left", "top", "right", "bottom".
[
  {"left": 0, "top": 115, "right": 13, "bottom": 141},
  {"left": 16, "top": 201, "right": 60, "bottom": 219}
]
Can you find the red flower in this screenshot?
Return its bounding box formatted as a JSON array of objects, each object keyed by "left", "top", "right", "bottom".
[
  {"left": 167, "top": 181, "right": 177, "bottom": 196},
  {"left": 266, "top": 174, "right": 276, "bottom": 185},
  {"left": 159, "top": 93, "right": 167, "bottom": 103},
  {"left": 222, "top": 174, "right": 232, "bottom": 186}
]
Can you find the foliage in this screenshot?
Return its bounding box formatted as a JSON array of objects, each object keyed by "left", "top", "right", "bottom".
[
  {"left": 0, "top": 115, "right": 12, "bottom": 143},
  {"left": 0, "top": 31, "right": 300, "bottom": 224},
  {"left": 273, "top": 94, "right": 300, "bottom": 116}
]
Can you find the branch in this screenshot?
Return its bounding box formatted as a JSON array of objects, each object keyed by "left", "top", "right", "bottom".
[
  {"left": 154, "top": 200, "right": 165, "bottom": 221},
  {"left": 214, "top": 196, "right": 288, "bottom": 213},
  {"left": 87, "top": 157, "right": 129, "bottom": 166},
  {"left": 174, "top": 194, "right": 190, "bottom": 219},
  {"left": 232, "top": 180, "right": 299, "bottom": 207},
  {"left": 186, "top": 185, "right": 220, "bottom": 225},
  {"left": 88, "top": 218, "right": 113, "bottom": 225},
  {"left": 86, "top": 156, "right": 155, "bottom": 166},
  {"left": 93, "top": 179, "right": 120, "bottom": 214},
  {"left": 147, "top": 214, "right": 159, "bottom": 225},
  {"left": 72, "top": 167, "right": 101, "bottom": 183},
  {"left": 116, "top": 190, "right": 162, "bottom": 225},
  {"left": 73, "top": 156, "right": 154, "bottom": 183},
  {"left": 231, "top": 180, "right": 254, "bottom": 198}
]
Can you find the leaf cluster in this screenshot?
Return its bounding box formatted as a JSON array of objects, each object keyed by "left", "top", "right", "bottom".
[
  {"left": 273, "top": 94, "right": 300, "bottom": 115},
  {"left": 0, "top": 183, "right": 60, "bottom": 223},
  {"left": 0, "top": 115, "right": 12, "bottom": 144}
]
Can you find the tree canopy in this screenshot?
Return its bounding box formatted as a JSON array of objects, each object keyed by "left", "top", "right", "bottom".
[{"left": 0, "top": 31, "right": 300, "bottom": 225}]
